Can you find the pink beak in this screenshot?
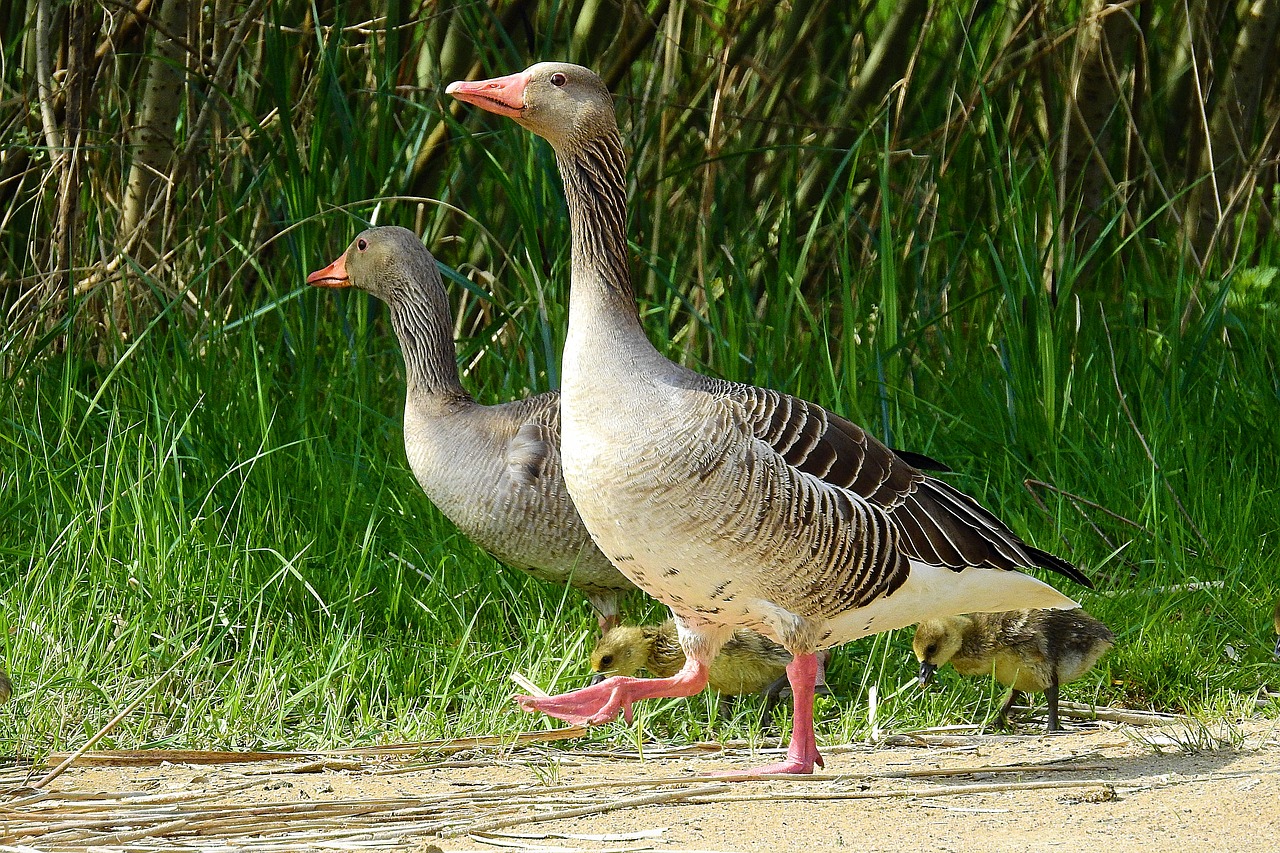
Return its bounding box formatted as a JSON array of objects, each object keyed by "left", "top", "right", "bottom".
[
  {"left": 306, "top": 253, "right": 350, "bottom": 288},
  {"left": 445, "top": 70, "right": 532, "bottom": 118}
]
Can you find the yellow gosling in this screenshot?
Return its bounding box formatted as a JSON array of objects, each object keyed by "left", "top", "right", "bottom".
[
  {"left": 590, "top": 621, "right": 795, "bottom": 711},
  {"left": 913, "top": 608, "right": 1114, "bottom": 732}
]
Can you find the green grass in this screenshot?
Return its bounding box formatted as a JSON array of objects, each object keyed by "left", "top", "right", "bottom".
[
  {"left": 4, "top": 7, "right": 1280, "bottom": 761},
  {"left": 3, "top": 187, "right": 1278, "bottom": 758}
]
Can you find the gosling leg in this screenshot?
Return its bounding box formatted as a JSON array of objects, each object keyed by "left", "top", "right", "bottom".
[
  {"left": 996, "top": 689, "right": 1024, "bottom": 728},
  {"left": 1045, "top": 677, "right": 1061, "bottom": 733}
]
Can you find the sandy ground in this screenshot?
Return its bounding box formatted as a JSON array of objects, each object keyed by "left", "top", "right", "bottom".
[{"left": 4, "top": 715, "right": 1280, "bottom": 852}]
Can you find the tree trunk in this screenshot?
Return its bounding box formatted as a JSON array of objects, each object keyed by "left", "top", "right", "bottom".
[
  {"left": 1185, "top": 0, "right": 1280, "bottom": 267},
  {"left": 115, "top": 0, "right": 192, "bottom": 343}
]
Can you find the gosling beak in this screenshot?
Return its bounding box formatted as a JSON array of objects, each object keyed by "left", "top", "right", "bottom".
[
  {"left": 918, "top": 661, "right": 938, "bottom": 688},
  {"left": 589, "top": 672, "right": 607, "bottom": 686},
  {"left": 446, "top": 71, "right": 532, "bottom": 119},
  {"left": 1273, "top": 635, "right": 1279, "bottom": 660},
  {"left": 306, "top": 253, "right": 350, "bottom": 288}
]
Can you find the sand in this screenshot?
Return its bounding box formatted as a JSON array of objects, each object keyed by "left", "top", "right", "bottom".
[{"left": 4, "top": 716, "right": 1279, "bottom": 852}]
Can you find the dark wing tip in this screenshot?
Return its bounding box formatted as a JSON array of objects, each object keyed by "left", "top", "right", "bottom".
[
  {"left": 890, "top": 448, "right": 952, "bottom": 473},
  {"left": 1023, "top": 544, "right": 1093, "bottom": 589}
]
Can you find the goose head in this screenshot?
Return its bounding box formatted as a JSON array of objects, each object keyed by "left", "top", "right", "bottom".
[
  {"left": 447, "top": 62, "right": 615, "bottom": 153},
  {"left": 306, "top": 225, "right": 436, "bottom": 305},
  {"left": 912, "top": 616, "right": 971, "bottom": 687},
  {"left": 588, "top": 624, "right": 651, "bottom": 684}
]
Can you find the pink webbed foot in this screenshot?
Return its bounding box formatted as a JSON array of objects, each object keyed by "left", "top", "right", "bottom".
[
  {"left": 720, "top": 652, "right": 826, "bottom": 777},
  {"left": 729, "top": 741, "right": 826, "bottom": 776},
  {"left": 518, "top": 659, "right": 711, "bottom": 727},
  {"left": 517, "top": 677, "right": 638, "bottom": 726}
]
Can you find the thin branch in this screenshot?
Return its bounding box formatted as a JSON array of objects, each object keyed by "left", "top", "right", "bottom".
[
  {"left": 34, "top": 0, "right": 63, "bottom": 152},
  {"left": 446, "top": 783, "right": 736, "bottom": 837},
  {"left": 1024, "top": 478, "right": 1155, "bottom": 534},
  {"left": 32, "top": 644, "right": 201, "bottom": 788}
]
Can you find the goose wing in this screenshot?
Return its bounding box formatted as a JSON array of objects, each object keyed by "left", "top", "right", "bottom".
[
  {"left": 501, "top": 392, "right": 564, "bottom": 489},
  {"left": 719, "top": 383, "right": 1089, "bottom": 587}
]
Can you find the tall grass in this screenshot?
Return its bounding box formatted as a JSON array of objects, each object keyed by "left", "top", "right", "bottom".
[{"left": 3, "top": 7, "right": 1280, "bottom": 758}]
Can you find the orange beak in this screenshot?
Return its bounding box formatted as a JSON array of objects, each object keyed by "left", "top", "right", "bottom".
[
  {"left": 306, "top": 253, "right": 349, "bottom": 288},
  {"left": 445, "top": 70, "right": 532, "bottom": 118}
]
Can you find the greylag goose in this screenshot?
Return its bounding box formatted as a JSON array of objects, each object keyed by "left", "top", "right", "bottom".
[
  {"left": 448, "top": 62, "right": 1091, "bottom": 775},
  {"left": 913, "top": 608, "right": 1114, "bottom": 732},
  {"left": 590, "top": 620, "right": 796, "bottom": 714},
  {"left": 307, "top": 226, "right": 636, "bottom": 631}
]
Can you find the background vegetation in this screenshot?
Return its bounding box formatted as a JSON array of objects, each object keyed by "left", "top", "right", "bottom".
[{"left": 1, "top": 0, "right": 1278, "bottom": 756}]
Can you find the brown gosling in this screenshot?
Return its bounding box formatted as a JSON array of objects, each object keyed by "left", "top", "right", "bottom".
[
  {"left": 913, "top": 609, "right": 1114, "bottom": 732},
  {"left": 590, "top": 621, "right": 796, "bottom": 713},
  {"left": 0, "top": 669, "right": 11, "bottom": 704},
  {"left": 1272, "top": 598, "right": 1279, "bottom": 660}
]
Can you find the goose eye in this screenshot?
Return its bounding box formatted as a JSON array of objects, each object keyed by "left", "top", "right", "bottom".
[
  {"left": 357, "top": 238, "right": 368, "bottom": 251},
  {"left": 600, "top": 654, "right": 613, "bottom": 667},
  {"left": 550, "top": 72, "right": 567, "bottom": 87}
]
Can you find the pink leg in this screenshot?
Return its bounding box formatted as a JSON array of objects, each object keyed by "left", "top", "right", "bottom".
[
  {"left": 596, "top": 611, "right": 621, "bottom": 635},
  {"left": 726, "top": 653, "right": 824, "bottom": 776},
  {"left": 586, "top": 593, "right": 622, "bottom": 636},
  {"left": 518, "top": 658, "right": 710, "bottom": 726},
  {"left": 815, "top": 649, "right": 830, "bottom": 689}
]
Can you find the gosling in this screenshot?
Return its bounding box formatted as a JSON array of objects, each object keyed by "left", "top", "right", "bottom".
[
  {"left": 590, "top": 621, "right": 797, "bottom": 714},
  {"left": 913, "top": 609, "right": 1114, "bottom": 732}
]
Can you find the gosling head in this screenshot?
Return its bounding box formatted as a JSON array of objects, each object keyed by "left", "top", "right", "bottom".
[
  {"left": 306, "top": 225, "right": 438, "bottom": 305},
  {"left": 447, "top": 62, "right": 616, "bottom": 154},
  {"left": 912, "top": 616, "right": 970, "bottom": 687},
  {"left": 588, "top": 625, "right": 651, "bottom": 685}
]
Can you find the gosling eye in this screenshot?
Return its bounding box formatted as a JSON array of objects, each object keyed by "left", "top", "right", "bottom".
[
  {"left": 926, "top": 644, "right": 937, "bottom": 657},
  {"left": 550, "top": 71, "right": 567, "bottom": 87},
  {"left": 599, "top": 654, "right": 613, "bottom": 668},
  {"left": 356, "top": 238, "right": 368, "bottom": 251}
]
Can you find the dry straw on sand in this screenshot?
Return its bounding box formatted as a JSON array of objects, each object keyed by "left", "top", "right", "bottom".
[{"left": 5, "top": 704, "right": 1248, "bottom": 851}]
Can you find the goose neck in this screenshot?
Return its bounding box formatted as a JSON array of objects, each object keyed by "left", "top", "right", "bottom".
[
  {"left": 386, "top": 288, "right": 468, "bottom": 401},
  {"left": 557, "top": 131, "right": 644, "bottom": 331}
]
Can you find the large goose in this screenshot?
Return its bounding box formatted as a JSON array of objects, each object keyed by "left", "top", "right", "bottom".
[
  {"left": 307, "top": 227, "right": 636, "bottom": 631},
  {"left": 448, "top": 63, "right": 1090, "bottom": 774},
  {"left": 913, "top": 608, "right": 1114, "bottom": 732}
]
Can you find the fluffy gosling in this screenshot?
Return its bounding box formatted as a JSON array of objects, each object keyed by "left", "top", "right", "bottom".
[
  {"left": 590, "top": 621, "right": 796, "bottom": 713},
  {"left": 913, "top": 608, "right": 1114, "bottom": 732}
]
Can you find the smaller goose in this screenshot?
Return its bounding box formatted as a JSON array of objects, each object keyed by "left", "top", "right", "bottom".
[
  {"left": 913, "top": 608, "right": 1114, "bottom": 732},
  {"left": 0, "top": 668, "right": 11, "bottom": 704},
  {"left": 590, "top": 621, "right": 797, "bottom": 714},
  {"left": 307, "top": 226, "right": 637, "bottom": 631}
]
